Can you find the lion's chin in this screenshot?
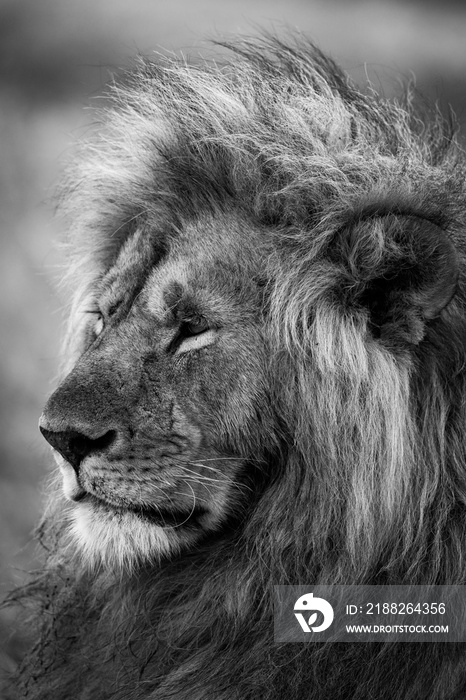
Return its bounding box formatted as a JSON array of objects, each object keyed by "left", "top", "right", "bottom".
[{"left": 69, "top": 499, "right": 193, "bottom": 571}]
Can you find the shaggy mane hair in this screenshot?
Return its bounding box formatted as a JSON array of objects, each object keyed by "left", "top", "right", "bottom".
[{"left": 5, "top": 35, "right": 466, "bottom": 699}]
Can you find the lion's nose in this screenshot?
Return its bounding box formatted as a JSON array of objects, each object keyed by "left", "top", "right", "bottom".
[{"left": 39, "top": 424, "right": 116, "bottom": 472}]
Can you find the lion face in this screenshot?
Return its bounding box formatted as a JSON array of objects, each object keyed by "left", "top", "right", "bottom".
[{"left": 39, "top": 215, "right": 271, "bottom": 568}]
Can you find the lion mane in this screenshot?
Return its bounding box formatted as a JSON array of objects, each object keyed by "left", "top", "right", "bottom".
[{"left": 6, "top": 35, "right": 466, "bottom": 700}]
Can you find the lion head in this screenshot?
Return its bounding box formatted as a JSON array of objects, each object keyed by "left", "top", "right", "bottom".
[
  {"left": 39, "top": 213, "right": 274, "bottom": 568},
  {"left": 10, "top": 36, "right": 466, "bottom": 700}
]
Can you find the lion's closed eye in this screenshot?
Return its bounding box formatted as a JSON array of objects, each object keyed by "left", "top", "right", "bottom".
[
  {"left": 175, "top": 318, "right": 217, "bottom": 354},
  {"left": 93, "top": 314, "right": 104, "bottom": 338},
  {"left": 81, "top": 309, "right": 104, "bottom": 346},
  {"left": 183, "top": 316, "right": 210, "bottom": 336}
]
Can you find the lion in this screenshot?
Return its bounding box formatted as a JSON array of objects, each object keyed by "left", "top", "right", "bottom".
[{"left": 4, "top": 34, "right": 466, "bottom": 700}]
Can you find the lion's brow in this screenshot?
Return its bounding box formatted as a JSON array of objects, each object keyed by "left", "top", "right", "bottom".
[{"left": 162, "top": 282, "right": 204, "bottom": 321}]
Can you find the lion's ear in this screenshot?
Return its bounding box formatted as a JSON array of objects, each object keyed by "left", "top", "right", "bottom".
[{"left": 354, "top": 215, "right": 458, "bottom": 344}]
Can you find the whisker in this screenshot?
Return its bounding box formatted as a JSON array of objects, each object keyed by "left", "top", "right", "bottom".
[
  {"left": 181, "top": 473, "right": 254, "bottom": 494},
  {"left": 192, "top": 456, "right": 267, "bottom": 463},
  {"left": 165, "top": 483, "right": 198, "bottom": 529},
  {"left": 172, "top": 490, "right": 211, "bottom": 505},
  {"left": 188, "top": 463, "right": 225, "bottom": 474},
  {"left": 177, "top": 477, "right": 218, "bottom": 498},
  {"left": 177, "top": 466, "right": 228, "bottom": 483},
  {"left": 191, "top": 456, "right": 268, "bottom": 466}
]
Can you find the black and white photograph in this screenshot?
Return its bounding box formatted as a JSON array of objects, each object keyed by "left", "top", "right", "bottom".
[{"left": 1, "top": 1, "right": 466, "bottom": 698}]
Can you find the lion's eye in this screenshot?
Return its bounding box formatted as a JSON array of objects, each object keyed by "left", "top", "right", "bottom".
[
  {"left": 170, "top": 316, "right": 216, "bottom": 355},
  {"left": 93, "top": 314, "right": 104, "bottom": 338},
  {"left": 182, "top": 316, "right": 209, "bottom": 336}
]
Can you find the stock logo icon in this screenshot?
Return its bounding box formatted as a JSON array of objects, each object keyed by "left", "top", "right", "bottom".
[{"left": 294, "top": 592, "right": 334, "bottom": 633}]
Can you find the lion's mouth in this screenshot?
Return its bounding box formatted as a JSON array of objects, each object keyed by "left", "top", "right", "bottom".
[{"left": 80, "top": 493, "right": 207, "bottom": 528}]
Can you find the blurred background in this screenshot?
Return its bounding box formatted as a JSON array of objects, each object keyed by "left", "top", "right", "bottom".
[{"left": 1, "top": 0, "right": 466, "bottom": 663}]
